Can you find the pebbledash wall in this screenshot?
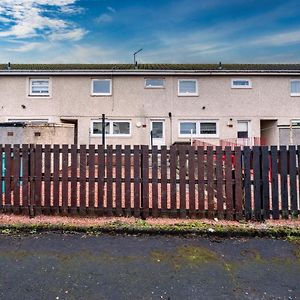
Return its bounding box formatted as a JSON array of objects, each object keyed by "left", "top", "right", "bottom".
[{"left": 0, "top": 64, "right": 300, "bottom": 146}]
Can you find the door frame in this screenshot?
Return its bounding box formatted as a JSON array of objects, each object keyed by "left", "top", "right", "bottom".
[{"left": 150, "top": 119, "right": 165, "bottom": 147}]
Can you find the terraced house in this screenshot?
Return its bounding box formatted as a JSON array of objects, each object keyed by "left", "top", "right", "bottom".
[{"left": 0, "top": 63, "right": 300, "bottom": 146}]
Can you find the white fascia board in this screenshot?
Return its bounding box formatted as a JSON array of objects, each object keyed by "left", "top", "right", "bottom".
[{"left": 1, "top": 70, "right": 300, "bottom": 76}]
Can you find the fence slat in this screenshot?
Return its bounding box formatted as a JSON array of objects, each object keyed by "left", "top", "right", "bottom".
[
  {"left": 88, "top": 145, "right": 95, "bottom": 215},
  {"left": 106, "top": 145, "right": 113, "bottom": 216},
  {"left": 79, "top": 145, "right": 87, "bottom": 215},
  {"left": 142, "top": 145, "right": 149, "bottom": 219},
  {"left": 271, "top": 146, "right": 279, "bottom": 219},
  {"left": 225, "top": 146, "right": 233, "bottom": 220},
  {"left": 261, "top": 146, "right": 270, "bottom": 219},
  {"left": 289, "top": 146, "right": 298, "bottom": 218},
  {"left": 12, "top": 145, "right": 20, "bottom": 214},
  {"left": 161, "top": 146, "right": 168, "bottom": 217},
  {"left": 207, "top": 146, "right": 214, "bottom": 218},
  {"left": 62, "top": 145, "right": 69, "bottom": 215},
  {"left": 197, "top": 147, "right": 205, "bottom": 218},
  {"left": 97, "top": 145, "right": 104, "bottom": 216},
  {"left": 280, "top": 146, "right": 288, "bottom": 219},
  {"left": 234, "top": 147, "right": 243, "bottom": 220},
  {"left": 253, "top": 146, "right": 261, "bottom": 221},
  {"left": 244, "top": 147, "right": 252, "bottom": 220},
  {"left": 21, "top": 144, "right": 29, "bottom": 214},
  {"left": 170, "top": 146, "right": 177, "bottom": 217},
  {"left": 115, "top": 145, "right": 122, "bottom": 216},
  {"left": 188, "top": 146, "right": 196, "bottom": 218},
  {"left": 179, "top": 146, "right": 186, "bottom": 218},
  {"left": 4, "top": 144, "right": 11, "bottom": 212},
  {"left": 0, "top": 144, "right": 2, "bottom": 210},
  {"left": 124, "top": 145, "right": 131, "bottom": 217},
  {"left": 53, "top": 145, "right": 60, "bottom": 214},
  {"left": 152, "top": 146, "right": 159, "bottom": 218},
  {"left": 216, "top": 147, "right": 224, "bottom": 219},
  {"left": 133, "top": 146, "right": 140, "bottom": 218},
  {"left": 44, "top": 145, "right": 51, "bottom": 214},
  {"left": 34, "top": 144, "right": 42, "bottom": 215},
  {"left": 70, "top": 145, "right": 78, "bottom": 215}
]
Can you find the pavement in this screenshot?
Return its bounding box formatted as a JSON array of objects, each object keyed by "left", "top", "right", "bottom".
[{"left": 0, "top": 233, "right": 299, "bottom": 300}]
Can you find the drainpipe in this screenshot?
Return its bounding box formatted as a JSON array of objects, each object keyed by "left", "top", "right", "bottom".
[{"left": 102, "top": 114, "right": 106, "bottom": 146}]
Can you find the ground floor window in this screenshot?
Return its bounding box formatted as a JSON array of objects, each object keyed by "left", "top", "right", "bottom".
[
  {"left": 91, "top": 120, "right": 131, "bottom": 137},
  {"left": 179, "top": 120, "right": 218, "bottom": 138},
  {"left": 237, "top": 121, "right": 250, "bottom": 138}
]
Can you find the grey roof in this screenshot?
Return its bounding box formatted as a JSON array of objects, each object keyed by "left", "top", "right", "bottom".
[
  {"left": 1, "top": 63, "right": 300, "bottom": 71},
  {"left": 1, "top": 63, "right": 300, "bottom": 76}
]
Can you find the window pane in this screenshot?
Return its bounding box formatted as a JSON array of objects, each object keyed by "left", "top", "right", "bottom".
[
  {"left": 180, "top": 122, "right": 196, "bottom": 135},
  {"left": 145, "top": 79, "right": 164, "bottom": 88},
  {"left": 93, "top": 122, "right": 110, "bottom": 134},
  {"left": 291, "top": 81, "right": 300, "bottom": 94},
  {"left": 112, "top": 122, "right": 130, "bottom": 135},
  {"left": 152, "top": 122, "right": 163, "bottom": 138},
  {"left": 233, "top": 80, "right": 250, "bottom": 87},
  {"left": 31, "top": 80, "right": 49, "bottom": 94},
  {"left": 200, "top": 123, "right": 216, "bottom": 135},
  {"left": 179, "top": 81, "right": 196, "bottom": 94},
  {"left": 93, "top": 80, "right": 111, "bottom": 94}
]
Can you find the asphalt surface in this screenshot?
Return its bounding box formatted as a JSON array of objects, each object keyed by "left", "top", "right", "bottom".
[{"left": 0, "top": 233, "right": 299, "bottom": 300}]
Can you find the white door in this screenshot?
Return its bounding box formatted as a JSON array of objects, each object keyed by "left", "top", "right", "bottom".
[
  {"left": 150, "top": 120, "right": 165, "bottom": 147},
  {"left": 237, "top": 121, "right": 251, "bottom": 145}
]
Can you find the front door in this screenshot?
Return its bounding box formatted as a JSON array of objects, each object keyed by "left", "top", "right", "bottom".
[{"left": 150, "top": 120, "right": 165, "bottom": 147}]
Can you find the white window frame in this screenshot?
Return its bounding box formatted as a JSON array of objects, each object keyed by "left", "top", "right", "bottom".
[
  {"left": 145, "top": 78, "right": 165, "bottom": 89},
  {"left": 237, "top": 120, "right": 251, "bottom": 138},
  {"left": 91, "top": 79, "right": 112, "bottom": 96},
  {"left": 178, "top": 79, "right": 198, "bottom": 96},
  {"left": 91, "top": 120, "right": 131, "bottom": 137},
  {"left": 178, "top": 120, "right": 219, "bottom": 138},
  {"left": 290, "top": 79, "right": 300, "bottom": 96},
  {"left": 29, "top": 78, "right": 51, "bottom": 97},
  {"left": 231, "top": 79, "right": 252, "bottom": 89}
]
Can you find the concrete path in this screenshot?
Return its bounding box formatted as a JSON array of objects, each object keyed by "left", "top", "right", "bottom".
[{"left": 0, "top": 233, "right": 299, "bottom": 300}]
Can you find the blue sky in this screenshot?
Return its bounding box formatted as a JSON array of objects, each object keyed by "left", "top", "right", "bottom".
[{"left": 0, "top": 0, "right": 300, "bottom": 63}]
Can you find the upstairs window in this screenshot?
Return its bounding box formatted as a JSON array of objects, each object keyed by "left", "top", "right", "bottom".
[
  {"left": 291, "top": 80, "right": 300, "bottom": 96},
  {"left": 29, "top": 79, "right": 50, "bottom": 96},
  {"left": 145, "top": 78, "right": 165, "bottom": 88},
  {"left": 92, "top": 79, "right": 112, "bottom": 96},
  {"left": 231, "top": 79, "right": 252, "bottom": 89},
  {"left": 178, "top": 79, "right": 198, "bottom": 96}
]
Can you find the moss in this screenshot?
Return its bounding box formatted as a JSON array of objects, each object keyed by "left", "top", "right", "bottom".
[
  {"left": 240, "top": 249, "right": 263, "bottom": 263},
  {"left": 151, "top": 245, "right": 220, "bottom": 270},
  {"left": 0, "top": 221, "right": 299, "bottom": 239}
]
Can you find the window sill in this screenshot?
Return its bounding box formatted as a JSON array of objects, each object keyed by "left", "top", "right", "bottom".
[
  {"left": 91, "top": 135, "right": 131, "bottom": 138},
  {"left": 231, "top": 87, "right": 252, "bottom": 89},
  {"left": 177, "top": 94, "right": 199, "bottom": 97},
  {"left": 290, "top": 94, "right": 300, "bottom": 97},
  {"left": 28, "top": 94, "right": 51, "bottom": 98},
  {"left": 91, "top": 94, "right": 112, "bottom": 97}
]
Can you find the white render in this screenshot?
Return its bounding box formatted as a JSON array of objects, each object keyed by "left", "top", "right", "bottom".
[{"left": 0, "top": 67, "right": 299, "bottom": 146}]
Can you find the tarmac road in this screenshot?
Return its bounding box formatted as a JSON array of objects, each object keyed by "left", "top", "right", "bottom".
[{"left": 0, "top": 233, "right": 299, "bottom": 300}]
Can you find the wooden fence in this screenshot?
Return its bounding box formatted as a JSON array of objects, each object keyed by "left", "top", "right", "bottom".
[{"left": 0, "top": 144, "right": 299, "bottom": 220}]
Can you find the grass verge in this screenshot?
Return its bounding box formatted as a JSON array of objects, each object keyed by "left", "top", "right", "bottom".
[{"left": 0, "top": 219, "right": 299, "bottom": 239}]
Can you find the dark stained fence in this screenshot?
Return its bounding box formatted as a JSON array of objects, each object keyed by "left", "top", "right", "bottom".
[{"left": 0, "top": 144, "right": 299, "bottom": 220}]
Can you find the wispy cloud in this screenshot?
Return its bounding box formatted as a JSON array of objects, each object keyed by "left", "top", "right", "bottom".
[
  {"left": 0, "top": 0, "right": 85, "bottom": 41},
  {"left": 96, "top": 6, "right": 116, "bottom": 24}
]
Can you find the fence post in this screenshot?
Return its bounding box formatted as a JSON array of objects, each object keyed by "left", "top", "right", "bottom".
[{"left": 29, "top": 144, "right": 35, "bottom": 217}]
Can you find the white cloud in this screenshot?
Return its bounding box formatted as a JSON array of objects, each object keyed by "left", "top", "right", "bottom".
[
  {"left": 0, "top": 0, "right": 86, "bottom": 41},
  {"left": 96, "top": 13, "right": 113, "bottom": 24},
  {"left": 251, "top": 30, "right": 300, "bottom": 47},
  {"left": 49, "top": 28, "right": 87, "bottom": 41},
  {"left": 107, "top": 6, "right": 116, "bottom": 14}
]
